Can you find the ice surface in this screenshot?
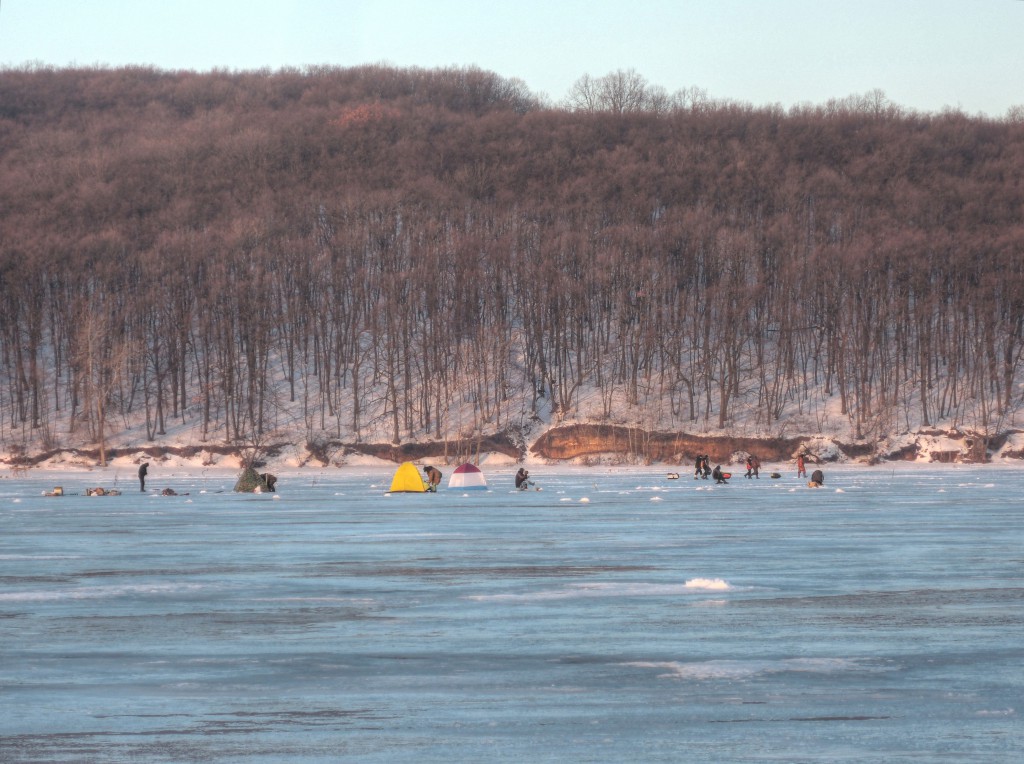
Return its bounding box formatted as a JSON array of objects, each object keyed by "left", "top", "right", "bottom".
[{"left": 1, "top": 466, "right": 1021, "bottom": 762}]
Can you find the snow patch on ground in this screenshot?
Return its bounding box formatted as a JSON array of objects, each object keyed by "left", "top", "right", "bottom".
[{"left": 800, "top": 436, "right": 848, "bottom": 463}]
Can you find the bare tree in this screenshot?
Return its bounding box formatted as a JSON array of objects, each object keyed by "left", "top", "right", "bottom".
[{"left": 565, "top": 69, "right": 653, "bottom": 114}]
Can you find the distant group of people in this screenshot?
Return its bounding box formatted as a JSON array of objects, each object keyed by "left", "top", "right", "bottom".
[
  {"left": 689, "top": 452, "right": 822, "bottom": 486},
  {"left": 420, "top": 464, "right": 537, "bottom": 492},
  {"left": 694, "top": 455, "right": 733, "bottom": 484},
  {"left": 138, "top": 455, "right": 822, "bottom": 498},
  {"left": 419, "top": 464, "right": 539, "bottom": 492},
  {"left": 136, "top": 450, "right": 822, "bottom": 499},
  {"left": 421, "top": 459, "right": 813, "bottom": 491}
]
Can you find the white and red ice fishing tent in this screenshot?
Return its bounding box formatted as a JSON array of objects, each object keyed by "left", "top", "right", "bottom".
[{"left": 447, "top": 462, "right": 488, "bottom": 490}]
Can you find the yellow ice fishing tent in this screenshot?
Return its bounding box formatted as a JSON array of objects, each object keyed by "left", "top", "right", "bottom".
[{"left": 389, "top": 461, "right": 426, "bottom": 493}]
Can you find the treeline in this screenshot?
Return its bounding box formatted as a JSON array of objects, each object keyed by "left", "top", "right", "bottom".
[{"left": 1, "top": 64, "right": 1023, "bottom": 459}]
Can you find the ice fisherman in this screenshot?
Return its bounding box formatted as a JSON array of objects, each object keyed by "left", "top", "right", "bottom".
[
  {"left": 712, "top": 465, "right": 728, "bottom": 484},
  {"left": 138, "top": 462, "right": 149, "bottom": 492},
  {"left": 810, "top": 469, "right": 824, "bottom": 487},
  {"left": 515, "top": 467, "right": 530, "bottom": 490},
  {"left": 694, "top": 454, "right": 710, "bottom": 479},
  {"left": 424, "top": 465, "right": 442, "bottom": 492}
]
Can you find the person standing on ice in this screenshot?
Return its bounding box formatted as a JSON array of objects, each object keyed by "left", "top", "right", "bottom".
[
  {"left": 138, "top": 462, "right": 149, "bottom": 492},
  {"left": 694, "top": 455, "right": 704, "bottom": 480},
  {"left": 796, "top": 453, "right": 807, "bottom": 478},
  {"left": 751, "top": 454, "right": 761, "bottom": 479},
  {"left": 745, "top": 456, "right": 753, "bottom": 478}
]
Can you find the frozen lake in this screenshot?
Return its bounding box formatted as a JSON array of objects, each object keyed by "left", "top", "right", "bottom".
[{"left": 1, "top": 465, "right": 1021, "bottom": 762}]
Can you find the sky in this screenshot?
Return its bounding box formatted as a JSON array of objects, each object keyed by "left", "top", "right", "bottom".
[{"left": 1, "top": 0, "right": 1022, "bottom": 117}]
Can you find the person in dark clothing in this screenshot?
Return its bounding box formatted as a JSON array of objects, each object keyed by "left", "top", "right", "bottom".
[
  {"left": 751, "top": 455, "right": 761, "bottom": 479},
  {"left": 712, "top": 465, "right": 728, "bottom": 484},
  {"left": 810, "top": 469, "right": 824, "bottom": 487},
  {"left": 703, "top": 456, "right": 712, "bottom": 479},
  {"left": 261, "top": 473, "right": 277, "bottom": 492},
  {"left": 515, "top": 468, "right": 530, "bottom": 490},
  {"left": 745, "top": 456, "right": 753, "bottom": 478},
  {"left": 424, "top": 465, "right": 442, "bottom": 492},
  {"left": 138, "top": 462, "right": 149, "bottom": 492},
  {"left": 694, "top": 455, "right": 704, "bottom": 480}
]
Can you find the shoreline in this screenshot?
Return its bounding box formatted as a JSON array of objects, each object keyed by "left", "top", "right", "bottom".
[
  {"left": 3, "top": 423, "right": 1022, "bottom": 475},
  {"left": 5, "top": 460, "right": 1023, "bottom": 482}
]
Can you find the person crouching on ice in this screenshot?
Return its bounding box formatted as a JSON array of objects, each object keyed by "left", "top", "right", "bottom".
[
  {"left": 712, "top": 465, "right": 729, "bottom": 484},
  {"left": 423, "top": 465, "right": 442, "bottom": 492},
  {"left": 515, "top": 467, "right": 530, "bottom": 490}
]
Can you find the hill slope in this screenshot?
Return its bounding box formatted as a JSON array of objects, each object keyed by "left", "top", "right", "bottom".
[{"left": 2, "top": 65, "right": 1024, "bottom": 468}]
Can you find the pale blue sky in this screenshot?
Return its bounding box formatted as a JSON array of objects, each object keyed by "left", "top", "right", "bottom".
[{"left": 1, "top": 0, "right": 1021, "bottom": 116}]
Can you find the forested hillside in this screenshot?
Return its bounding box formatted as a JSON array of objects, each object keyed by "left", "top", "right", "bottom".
[{"left": 2, "top": 65, "right": 1023, "bottom": 462}]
